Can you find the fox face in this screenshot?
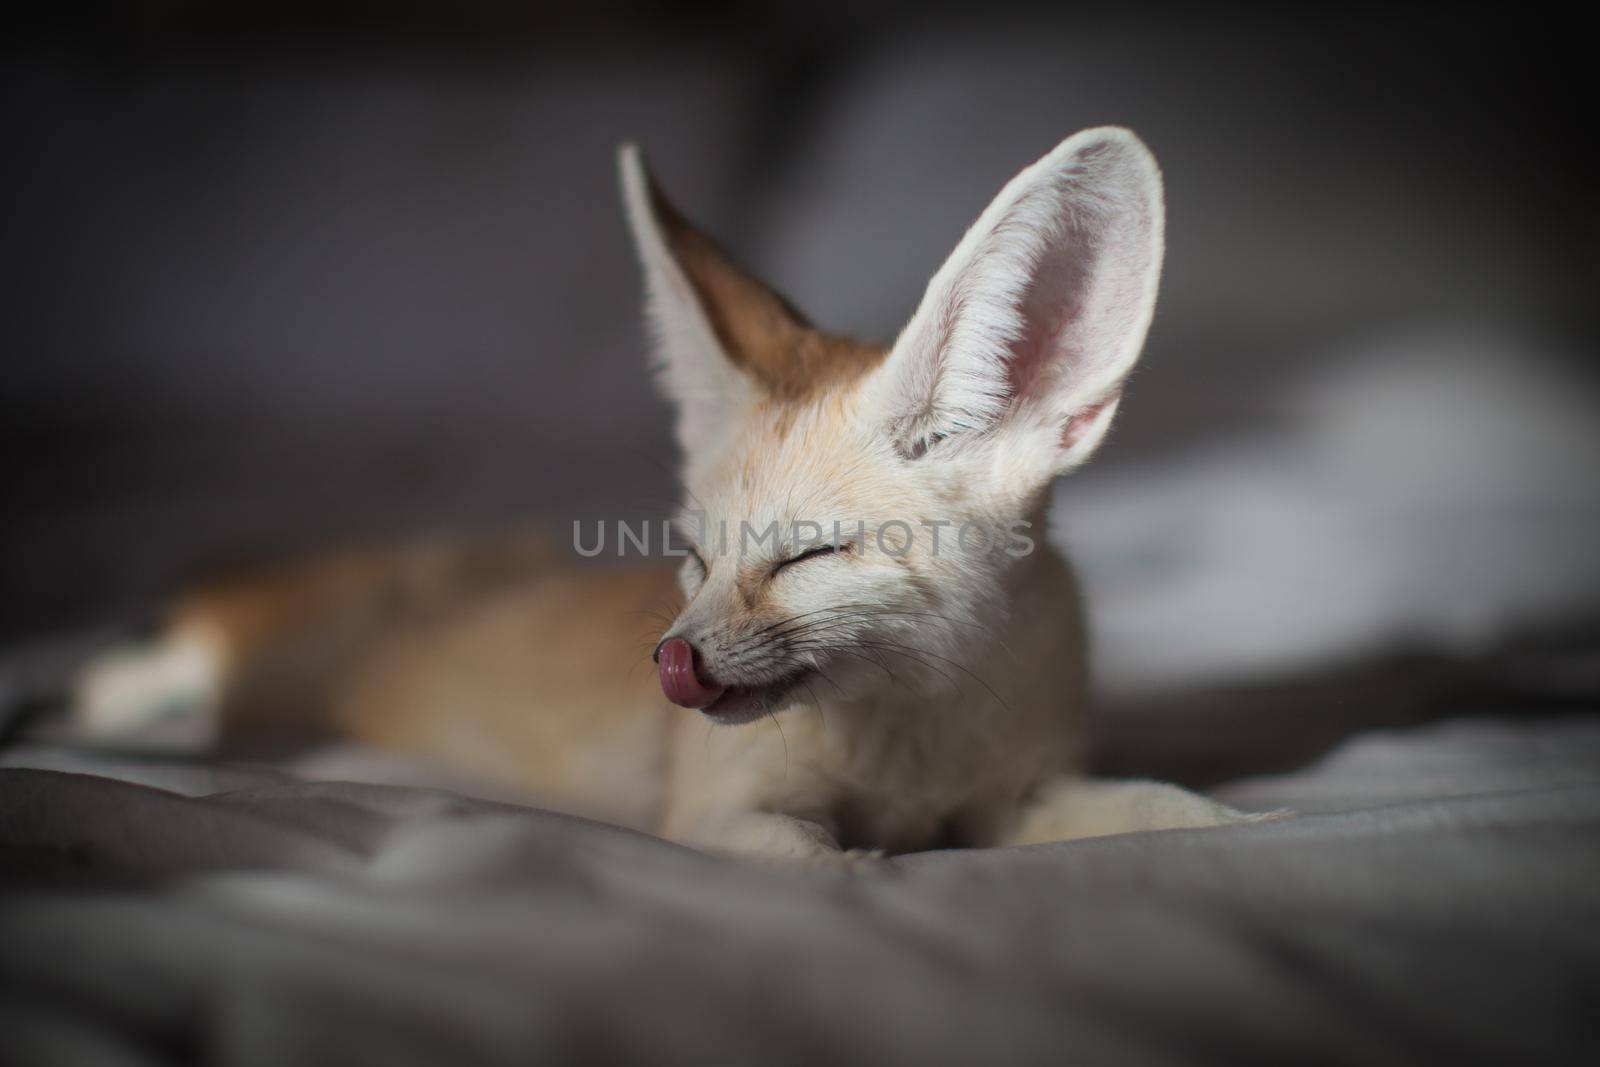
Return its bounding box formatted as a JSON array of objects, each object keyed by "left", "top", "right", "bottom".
[
  {"left": 620, "top": 130, "right": 1164, "bottom": 724},
  {"left": 658, "top": 383, "right": 1019, "bottom": 725}
]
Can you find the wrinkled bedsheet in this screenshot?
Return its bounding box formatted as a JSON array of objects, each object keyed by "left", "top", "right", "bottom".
[{"left": 3, "top": 716, "right": 1599, "bottom": 1066}]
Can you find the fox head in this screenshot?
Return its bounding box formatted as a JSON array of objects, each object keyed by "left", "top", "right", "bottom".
[{"left": 620, "top": 130, "right": 1164, "bottom": 723}]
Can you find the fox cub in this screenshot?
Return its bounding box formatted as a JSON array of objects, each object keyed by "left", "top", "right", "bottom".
[{"left": 77, "top": 129, "right": 1270, "bottom": 861}]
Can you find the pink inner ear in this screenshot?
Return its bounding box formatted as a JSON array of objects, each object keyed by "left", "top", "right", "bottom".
[
  {"left": 1060, "top": 395, "right": 1115, "bottom": 450},
  {"left": 1006, "top": 214, "right": 1091, "bottom": 403}
]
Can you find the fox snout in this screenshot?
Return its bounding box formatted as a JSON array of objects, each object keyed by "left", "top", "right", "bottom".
[{"left": 652, "top": 627, "right": 812, "bottom": 725}]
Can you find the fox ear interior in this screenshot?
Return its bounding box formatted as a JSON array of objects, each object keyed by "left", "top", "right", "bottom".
[
  {"left": 618, "top": 145, "right": 811, "bottom": 454},
  {"left": 865, "top": 127, "right": 1165, "bottom": 476}
]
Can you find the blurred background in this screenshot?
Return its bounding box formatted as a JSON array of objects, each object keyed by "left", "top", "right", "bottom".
[{"left": 4, "top": 2, "right": 1598, "bottom": 777}]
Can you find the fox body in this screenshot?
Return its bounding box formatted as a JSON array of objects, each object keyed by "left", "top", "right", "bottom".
[{"left": 77, "top": 129, "right": 1267, "bottom": 860}]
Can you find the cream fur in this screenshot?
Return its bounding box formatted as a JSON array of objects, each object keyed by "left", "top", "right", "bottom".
[
  {"left": 619, "top": 144, "right": 758, "bottom": 458},
  {"left": 641, "top": 130, "right": 1262, "bottom": 860}
]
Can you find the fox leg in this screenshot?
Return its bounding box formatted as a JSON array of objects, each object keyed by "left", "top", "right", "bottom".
[
  {"left": 997, "top": 778, "right": 1286, "bottom": 846},
  {"left": 73, "top": 532, "right": 554, "bottom": 748}
]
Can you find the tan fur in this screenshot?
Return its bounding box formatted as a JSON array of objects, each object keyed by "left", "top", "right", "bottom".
[
  {"left": 152, "top": 380, "right": 1096, "bottom": 852},
  {"left": 642, "top": 163, "right": 885, "bottom": 398},
  {"left": 333, "top": 559, "right": 679, "bottom": 831},
  {"left": 78, "top": 132, "right": 1271, "bottom": 860},
  {"left": 168, "top": 531, "right": 559, "bottom": 733}
]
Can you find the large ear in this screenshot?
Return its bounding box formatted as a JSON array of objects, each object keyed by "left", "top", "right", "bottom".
[
  {"left": 863, "top": 127, "right": 1164, "bottom": 477},
  {"left": 617, "top": 145, "right": 811, "bottom": 454}
]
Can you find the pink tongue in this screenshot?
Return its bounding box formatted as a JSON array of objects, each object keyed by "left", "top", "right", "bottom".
[{"left": 658, "top": 638, "right": 726, "bottom": 709}]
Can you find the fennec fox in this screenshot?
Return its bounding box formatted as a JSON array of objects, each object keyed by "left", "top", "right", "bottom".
[{"left": 76, "top": 129, "right": 1270, "bottom": 861}]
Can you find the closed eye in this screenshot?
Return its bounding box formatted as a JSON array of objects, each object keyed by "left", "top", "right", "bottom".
[{"left": 774, "top": 542, "right": 849, "bottom": 574}]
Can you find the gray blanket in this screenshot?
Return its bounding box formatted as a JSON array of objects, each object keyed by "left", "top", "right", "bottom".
[{"left": 5, "top": 716, "right": 1598, "bottom": 1066}]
